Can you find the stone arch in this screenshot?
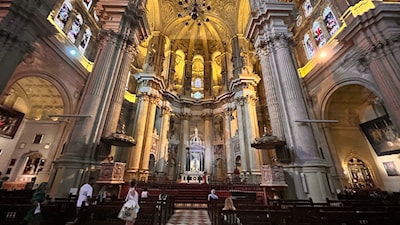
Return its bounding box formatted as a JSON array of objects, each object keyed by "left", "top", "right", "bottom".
[
  {"left": 322, "top": 83, "right": 385, "bottom": 188},
  {"left": 3, "top": 73, "right": 73, "bottom": 119}
]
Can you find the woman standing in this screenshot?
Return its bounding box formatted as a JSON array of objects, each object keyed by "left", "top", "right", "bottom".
[{"left": 124, "top": 180, "right": 140, "bottom": 225}]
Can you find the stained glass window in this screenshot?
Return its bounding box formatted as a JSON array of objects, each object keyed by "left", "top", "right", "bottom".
[
  {"left": 67, "top": 14, "right": 83, "bottom": 43},
  {"left": 303, "top": 0, "right": 313, "bottom": 17},
  {"left": 312, "top": 21, "right": 327, "bottom": 48},
  {"left": 79, "top": 28, "right": 91, "bottom": 52},
  {"left": 54, "top": 1, "right": 72, "bottom": 30},
  {"left": 304, "top": 34, "right": 315, "bottom": 60},
  {"left": 323, "top": 7, "right": 340, "bottom": 36}
]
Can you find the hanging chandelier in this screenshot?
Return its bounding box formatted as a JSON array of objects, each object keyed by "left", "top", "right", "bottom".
[{"left": 177, "top": 0, "right": 211, "bottom": 26}]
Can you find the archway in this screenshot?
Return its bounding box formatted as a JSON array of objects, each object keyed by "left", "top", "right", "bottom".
[{"left": 324, "top": 84, "right": 385, "bottom": 189}]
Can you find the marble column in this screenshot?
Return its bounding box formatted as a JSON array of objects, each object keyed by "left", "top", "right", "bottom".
[
  {"left": 274, "top": 34, "right": 321, "bottom": 162},
  {"left": 180, "top": 113, "right": 191, "bottom": 174},
  {"left": 223, "top": 106, "right": 233, "bottom": 174},
  {"left": 246, "top": 1, "right": 333, "bottom": 201},
  {"left": 140, "top": 96, "right": 158, "bottom": 179},
  {"left": 202, "top": 112, "right": 213, "bottom": 173},
  {"left": 51, "top": 31, "right": 128, "bottom": 197},
  {"left": 245, "top": 96, "right": 261, "bottom": 174},
  {"left": 256, "top": 44, "right": 285, "bottom": 139},
  {"left": 235, "top": 98, "right": 249, "bottom": 173},
  {"left": 127, "top": 94, "right": 149, "bottom": 177},
  {"left": 98, "top": 37, "right": 136, "bottom": 161},
  {"left": 157, "top": 105, "right": 171, "bottom": 175},
  {"left": 62, "top": 31, "right": 124, "bottom": 158},
  {"left": 102, "top": 40, "right": 134, "bottom": 138}
]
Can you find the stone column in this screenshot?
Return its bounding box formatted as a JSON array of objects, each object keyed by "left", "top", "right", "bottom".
[
  {"left": 180, "top": 113, "right": 191, "bottom": 173},
  {"left": 235, "top": 96, "right": 261, "bottom": 181},
  {"left": 51, "top": 30, "right": 127, "bottom": 197},
  {"left": 274, "top": 34, "right": 320, "bottom": 161},
  {"left": 64, "top": 31, "right": 124, "bottom": 158},
  {"left": 223, "top": 106, "right": 233, "bottom": 174},
  {"left": 157, "top": 105, "right": 171, "bottom": 175},
  {"left": 235, "top": 98, "right": 248, "bottom": 173},
  {"left": 202, "top": 112, "right": 213, "bottom": 173},
  {"left": 98, "top": 38, "right": 136, "bottom": 161},
  {"left": 245, "top": 96, "right": 261, "bottom": 174},
  {"left": 127, "top": 94, "right": 149, "bottom": 177},
  {"left": 140, "top": 96, "right": 158, "bottom": 180},
  {"left": 256, "top": 44, "right": 285, "bottom": 139},
  {"left": 246, "top": 1, "right": 333, "bottom": 201}
]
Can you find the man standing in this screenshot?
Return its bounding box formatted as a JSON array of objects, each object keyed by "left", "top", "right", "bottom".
[{"left": 74, "top": 177, "right": 95, "bottom": 223}]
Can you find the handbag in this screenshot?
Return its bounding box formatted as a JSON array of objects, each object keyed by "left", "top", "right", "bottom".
[
  {"left": 118, "top": 200, "right": 137, "bottom": 221},
  {"left": 34, "top": 203, "right": 41, "bottom": 215}
]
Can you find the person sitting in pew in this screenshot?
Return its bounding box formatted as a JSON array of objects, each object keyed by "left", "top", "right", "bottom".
[
  {"left": 222, "top": 196, "right": 241, "bottom": 225},
  {"left": 208, "top": 189, "right": 219, "bottom": 201}
]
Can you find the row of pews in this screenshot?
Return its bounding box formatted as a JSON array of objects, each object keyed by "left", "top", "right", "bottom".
[
  {"left": 208, "top": 196, "right": 400, "bottom": 225},
  {"left": 0, "top": 190, "right": 174, "bottom": 225}
]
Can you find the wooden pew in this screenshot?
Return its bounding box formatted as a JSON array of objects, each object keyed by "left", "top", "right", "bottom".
[{"left": 0, "top": 203, "right": 32, "bottom": 225}]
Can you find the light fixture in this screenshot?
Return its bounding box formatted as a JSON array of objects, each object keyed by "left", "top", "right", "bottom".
[{"left": 177, "top": 0, "right": 211, "bottom": 26}]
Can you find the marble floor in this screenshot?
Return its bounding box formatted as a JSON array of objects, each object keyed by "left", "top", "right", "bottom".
[{"left": 166, "top": 209, "right": 211, "bottom": 225}]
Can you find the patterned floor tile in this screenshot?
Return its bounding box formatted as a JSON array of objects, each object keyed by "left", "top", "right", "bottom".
[{"left": 166, "top": 209, "right": 211, "bottom": 225}]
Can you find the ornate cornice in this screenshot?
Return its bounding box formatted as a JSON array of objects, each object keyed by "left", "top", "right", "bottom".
[{"left": 245, "top": 2, "right": 294, "bottom": 43}]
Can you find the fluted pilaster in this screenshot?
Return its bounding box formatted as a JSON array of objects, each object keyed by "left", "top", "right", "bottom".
[
  {"left": 201, "top": 112, "right": 213, "bottom": 173},
  {"left": 256, "top": 40, "right": 285, "bottom": 139},
  {"left": 62, "top": 31, "right": 124, "bottom": 158},
  {"left": 223, "top": 107, "right": 233, "bottom": 174},
  {"left": 274, "top": 34, "right": 320, "bottom": 162},
  {"left": 157, "top": 105, "right": 171, "bottom": 174},
  {"left": 180, "top": 113, "right": 191, "bottom": 173}
]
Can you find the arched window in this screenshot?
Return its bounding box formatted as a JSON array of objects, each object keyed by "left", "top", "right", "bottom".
[
  {"left": 191, "top": 55, "right": 204, "bottom": 99},
  {"left": 312, "top": 21, "right": 326, "bottom": 48},
  {"left": 54, "top": 0, "right": 72, "bottom": 30},
  {"left": 79, "top": 28, "right": 91, "bottom": 52},
  {"left": 323, "top": 7, "right": 340, "bottom": 36},
  {"left": 194, "top": 78, "right": 202, "bottom": 88},
  {"left": 68, "top": 14, "right": 83, "bottom": 43},
  {"left": 303, "top": 0, "right": 313, "bottom": 17},
  {"left": 303, "top": 34, "right": 315, "bottom": 60}
]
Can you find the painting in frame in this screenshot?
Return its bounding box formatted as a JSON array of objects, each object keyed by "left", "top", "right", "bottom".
[
  {"left": 382, "top": 161, "right": 400, "bottom": 176},
  {"left": 0, "top": 105, "right": 25, "bottom": 139},
  {"left": 359, "top": 114, "right": 400, "bottom": 156}
]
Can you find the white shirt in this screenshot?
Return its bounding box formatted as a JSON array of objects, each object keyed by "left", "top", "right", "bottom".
[
  {"left": 77, "top": 183, "right": 93, "bottom": 207},
  {"left": 126, "top": 187, "right": 139, "bottom": 203},
  {"left": 141, "top": 190, "right": 149, "bottom": 198}
]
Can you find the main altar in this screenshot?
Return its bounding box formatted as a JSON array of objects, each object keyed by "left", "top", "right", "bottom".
[{"left": 180, "top": 128, "right": 207, "bottom": 183}]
